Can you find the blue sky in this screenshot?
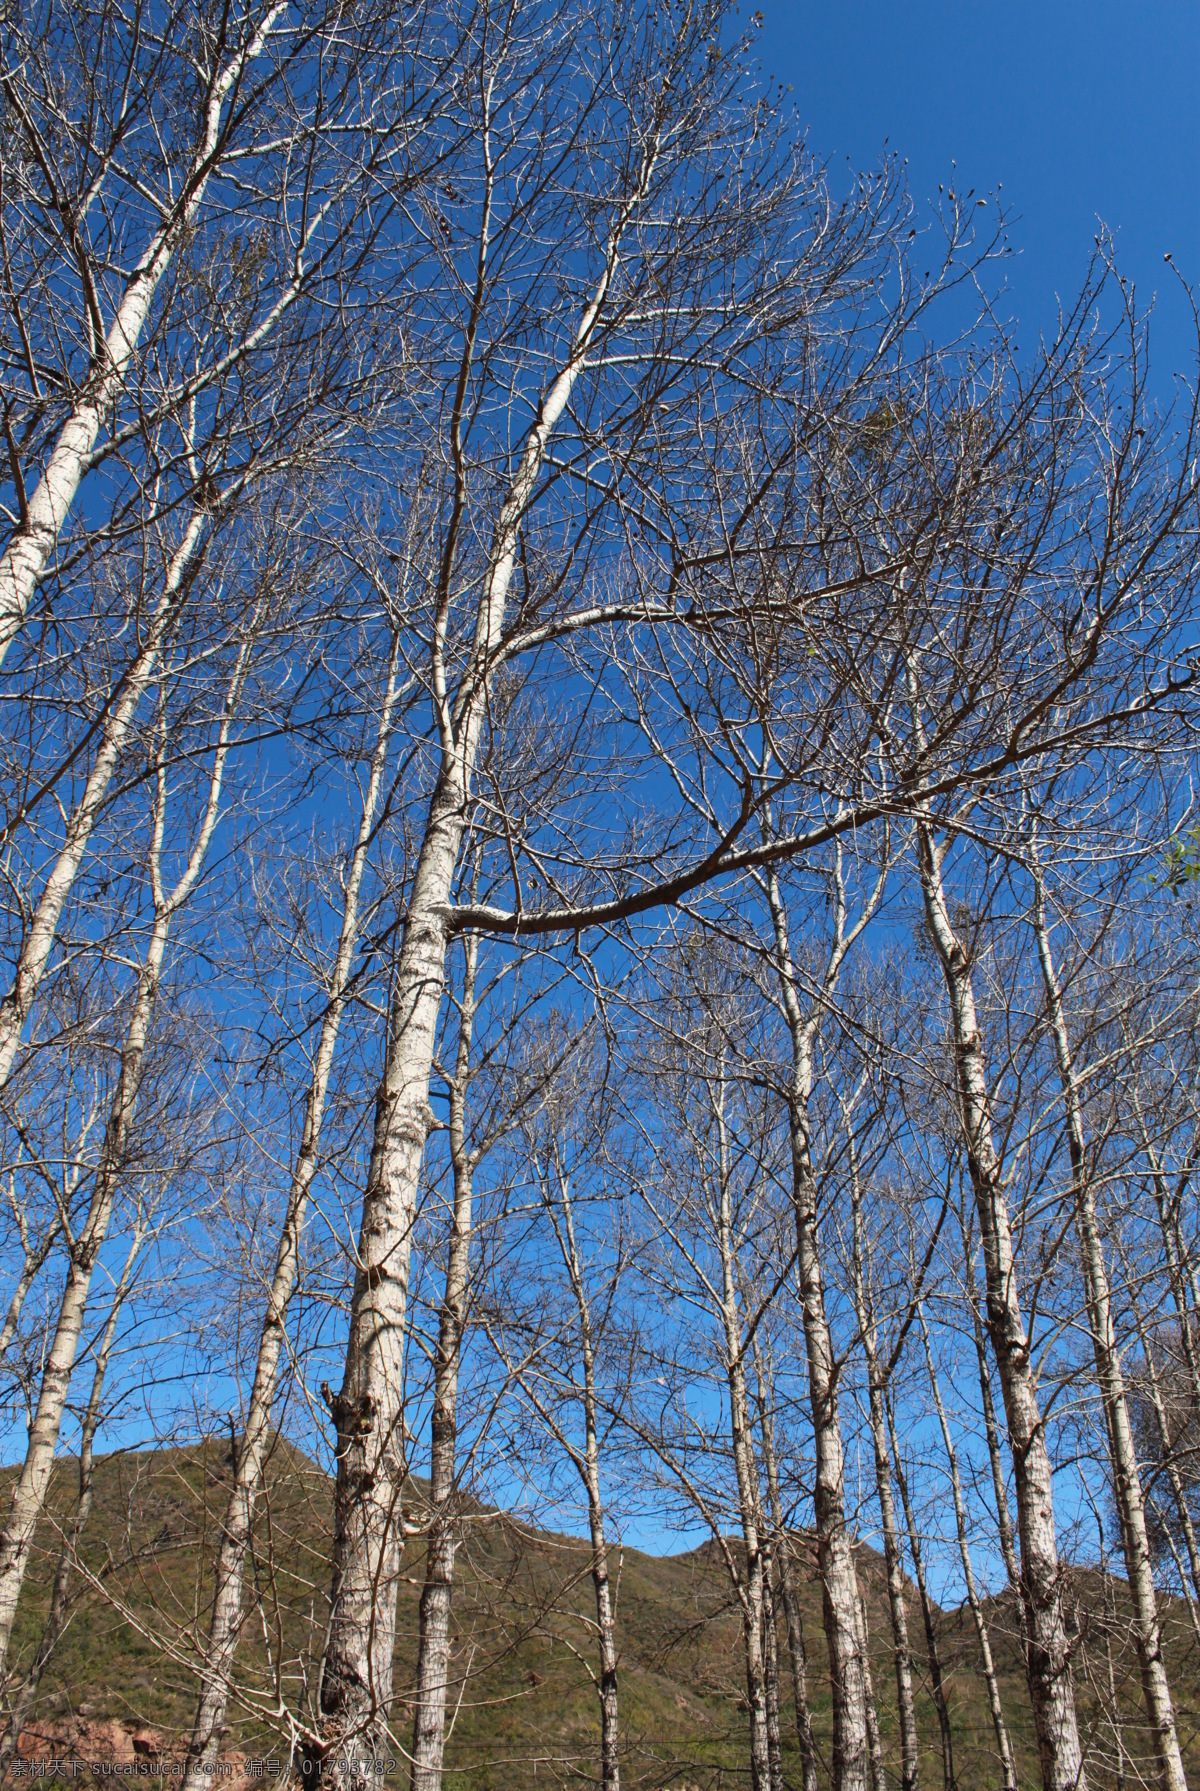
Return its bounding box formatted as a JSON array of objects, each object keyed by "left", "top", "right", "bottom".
[{"left": 760, "top": 0, "right": 1200, "bottom": 401}]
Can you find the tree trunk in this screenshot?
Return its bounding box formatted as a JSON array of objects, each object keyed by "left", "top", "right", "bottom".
[
  {"left": 410, "top": 934, "right": 478, "bottom": 1791},
  {"left": 550, "top": 1158, "right": 623, "bottom": 1791},
  {"left": 591, "top": 1516, "right": 622, "bottom": 1791},
  {"left": 888, "top": 1401, "right": 957, "bottom": 1791},
  {"left": 917, "top": 822, "right": 1086, "bottom": 1791},
  {"left": 1030, "top": 858, "right": 1185, "bottom": 1791},
  {"left": 0, "top": 637, "right": 244, "bottom": 1677},
  {"left": 0, "top": 510, "right": 208, "bottom": 1094},
  {"left": 966, "top": 1262, "right": 1021, "bottom": 1589},
  {"left": 0, "top": 8, "right": 285, "bottom": 669},
  {"left": 766, "top": 870, "right": 869, "bottom": 1791},
  {"left": 714, "top": 1089, "right": 771, "bottom": 1791},
  {"left": 1122, "top": 1277, "right": 1200, "bottom": 1613},
  {"left": 310, "top": 166, "right": 649, "bottom": 1787},
  {"left": 0, "top": 1225, "right": 143, "bottom": 1767},
  {"left": 847, "top": 1157, "right": 920, "bottom": 1791},
  {"left": 758, "top": 1391, "right": 819, "bottom": 1791},
  {"left": 857, "top": 1590, "right": 885, "bottom": 1791},
  {"left": 762, "top": 1540, "right": 785, "bottom": 1791},
  {"left": 0, "top": 911, "right": 168, "bottom": 1673},
  {"left": 919, "top": 1306, "right": 1018, "bottom": 1791},
  {"left": 184, "top": 639, "right": 401, "bottom": 1791}
]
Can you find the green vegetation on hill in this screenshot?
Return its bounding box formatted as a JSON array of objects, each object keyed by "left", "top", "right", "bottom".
[{"left": 4, "top": 1442, "right": 1199, "bottom": 1789}]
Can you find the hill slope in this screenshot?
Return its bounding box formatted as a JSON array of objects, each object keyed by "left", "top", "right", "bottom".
[{"left": 3, "top": 1441, "right": 1198, "bottom": 1789}]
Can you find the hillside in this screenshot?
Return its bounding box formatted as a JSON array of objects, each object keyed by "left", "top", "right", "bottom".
[{"left": 2, "top": 1440, "right": 1198, "bottom": 1789}]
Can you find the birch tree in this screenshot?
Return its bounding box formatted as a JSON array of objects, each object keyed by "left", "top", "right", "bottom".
[
  {"left": 0, "top": 615, "right": 256, "bottom": 1675},
  {"left": 918, "top": 1300, "right": 1018, "bottom": 1791},
  {"left": 1026, "top": 827, "right": 1186, "bottom": 1791},
  {"left": 0, "top": 0, "right": 430, "bottom": 669},
  {"left": 302, "top": 6, "right": 904, "bottom": 1779},
  {"left": 758, "top": 841, "right": 887, "bottom": 1791},
  {"left": 630, "top": 949, "right": 784, "bottom": 1791},
  {"left": 0, "top": 1206, "right": 152, "bottom": 1765},
  {"left": 845, "top": 1133, "right": 923, "bottom": 1791},
  {"left": 182, "top": 620, "right": 405, "bottom": 1788},
  {"left": 912, "top": 811, "right": 1086, "bottom": 1791},
  {"left": 407, "top": 930, "right": 481, "bottom": 1791},
  {"left": 486, "top": 1054, "right": 635, "bottom": 1791},
  {"left": 753, "top": 1345, "right": 820, "bottom": 1791}
]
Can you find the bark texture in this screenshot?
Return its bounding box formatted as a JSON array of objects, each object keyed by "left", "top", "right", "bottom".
[
  {"left": 1030, "top": 860, "right": 1185, "bottom": 1791},
  {"left": 310, "top": 156, "right": 642, "bottom": 1786},
  {"left": 919, "top": 1305, "right": 1018, "bottom": 1791},
  {"left": 917, "top": 822, "right": 1085, "bottom": 1791},
  {"left": 766, "top": 869, "right": 869, "bottom": 1791},
  {"left": 183, "top": 641, "right": 401, "bottom": 1791},
  {"left": 410, "top": 935, "right": 478, "bottom": 1791}
]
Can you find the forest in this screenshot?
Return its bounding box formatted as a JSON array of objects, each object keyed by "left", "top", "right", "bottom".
[{"left": 1, "top": 3, "right": 1200, "bottom": 1790}]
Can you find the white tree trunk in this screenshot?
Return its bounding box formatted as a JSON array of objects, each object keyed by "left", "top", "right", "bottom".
[
  {"left": 546, "top": 1156, "right": 622, "bottom": 1791},
  {"left": 917, "top": 823, "right": 1085, "bottom": 1791},
  {"left": 966, "top": 1267, "right": 1021, "bottom": 1588},
  {"left": 0, "top": 910, "right": 168, "bottom": 1672},
  {"left": 919, "top": 1306, "right": 1018, "bottom": 1791},
  {"left": 1029, "top": 860, "right": 1185, "bottom": 1791},
  {"left": 311, "top": 160, "right": 646, "bottom": 1787},
  {"left": 714, "top": 1107, "right": 772, "bottom": 1791},
  {"left": 183, "top": 640, "right": 401, "bottom": 1791},
  {"left": 887, "top": 1403, "right": 957, "bottom": 1791},
  {"left": 765, "top": 872, "right": 868, "bottom": 1791},
  {"left": 409, "top": 935, "right": 478, "bottom": 1791},
  {"left": 758, "top": 1388, "right": 819, "bottom": 1791},
  {"left": 0, "top": 7, "right": 285, "bottom": 668},
  {"left": 761, "top": 1539, "right": 785, "bottom": 1791},
  {"left": 0, "top": 1223, "right": 144, "bottom": 1767},
  {"left": 0, "top": 637, "right": 245, "bottom": 1676},
  {"left": 847, "top": 1163, "right": 920, "bottom": 1791},
  {"left": 1122, "top": 1273, "right": 1200, "bottom": 1614},
  {"left": 0, "top": 509, "right": 208, "bottom": 1094}
]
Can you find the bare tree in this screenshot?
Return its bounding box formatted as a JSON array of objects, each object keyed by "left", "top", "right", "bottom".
[
  {"left": 753, "top": 1347, "right": 820, "bottom": 1791},
  {"left": 844, "top": 1129, "right": 922, "bottom": 1791},
  {"left": 631, "top": 958, "right": 782, "bottom": 1791},
  {"left": 917, "top": 1300, "right": 1018, "bottom": 1791},
  {"left": 0, "top": 0, "right": 429, "bottom": 667},
  {"left": 759, "top": 838, "right": 888, "bottom": 1791},
  {"left": 510, "top": 1100, "right": 628, "bottom": 1791},
  {"left": 408, "top": 930, "right": 481, "bottom": 1791},
  {"left": 1026, "top": 828, "right": 1186, "bottom": 1791},
  {"left": 885, "top": 1400, "right": 957, "bottom": 1791},
  {"left": 0, "top": 1203, "right": 152, "bottom": 1764},
  {"left": 0, "top": 618, "right": 255, "bottom": 1673},
  {"left": 912, "top": 805, "right": 1085, "bottom": 1791},
  {"left": 182, "top": 620, "right": 405, "bottom": 1787},
  {"left": 304, "top": 7, "right": 905, "bottom": 1778}
]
